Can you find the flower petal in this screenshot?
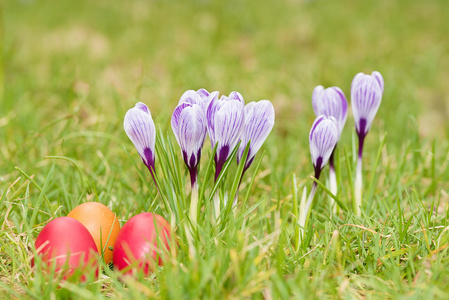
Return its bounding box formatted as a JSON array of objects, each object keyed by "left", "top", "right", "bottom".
[
  {"left": 124, "top": 102, "right": 156, "bottom": 169},
  {"left": 171, "top": 102, "right": 192, "bottom": 145},
  {"left": 200, "top": 89, "right": 219, "bottom": 113},
  {"left": 206, "top": 98, "right": 226, "bottom": 145},
  {"left": 176, "top": 104, "right": 207, "bottom": 169},
  {"left": 237, "top": 100, "right": 275, "bottom": 169},
  {"left": 180, "top": 89, "right": 219, "bottom": 116},
  {"left": 207, "top": 98, "right": 245, "bottom": 163},
  {"left": 372, "top": 71, "right": 384, "bottom": 93},
  {"left": 309, "top": 115, "right": 338, "bottom": 171},
  {"left": 309, "top": 115, "right": 326, "bottom": 143},
  {"left": 351, "top": 71, "right": 383, "bottom": 136},
  {"left": 178, "top": 90, "right": 202, "bottom": 106},
  {"left": 135, "top": 102, "right": 151, "bottom": 115},
  {"left": 229, "top": 91, "right": 245, "bottom": 103},
  {"left": 196, "top": 88, "right": 210, "bottom": 99},
  {"left": 312, "top": 86, "right": 348, "bottom": 138}
]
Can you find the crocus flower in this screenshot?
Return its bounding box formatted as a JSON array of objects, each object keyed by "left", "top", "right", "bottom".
[
  {"left": 207, "top": 91, "right": 245, "bottom": 181},
  {"left": 312, "top": 85, "right": 348, "bottom": 211},
  {"left": 232, "top": 100, "right": 275, "bottom": 208},
  {"left": 178, "top": 89, "right": 219, "bottom": 115},
  {"left": 298, "top": 115, "right": 338, "bottom": 242},
  {"left": 312, "top": 86, "right": 348, "bottom": 139},
  {"left": 237, "top": 100, "right": 275, "bottom": 173},
  {"left": 171, "top": 102, "right": 207, "bottom": 186},
  {"left": 124, "top": 102, "right": 156, "bottom": 182},
  {"left": 309, "top": 115, "right": 339, "bottom": 180},
  {"left": 352, "top": 71, "right": 384, "bottom": 139},
  {"left": 172, "top": 100, "right": 207, "bottom": 224},
  {"left": 351, "top": 71, "right": 384, "bottom": 216}
]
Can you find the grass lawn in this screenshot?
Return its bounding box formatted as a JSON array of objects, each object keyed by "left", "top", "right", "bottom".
[{"left": 2, "top": 0, "right": 449, "bottom": 298}]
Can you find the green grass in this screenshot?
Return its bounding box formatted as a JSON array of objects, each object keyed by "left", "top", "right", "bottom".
[{"left": 2, "top": 0, "right": 449, "bottom": 298}]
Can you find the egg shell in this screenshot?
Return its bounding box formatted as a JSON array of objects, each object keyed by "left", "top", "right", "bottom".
[
  {"left": 67, "top": 202, "right": 121, "bottom": 264},
  {"left": 33, "top": 217, "right": 99, "bottom": 281},
  {"left": 113, "top": 212, "right": 172, "bottom": 275}
]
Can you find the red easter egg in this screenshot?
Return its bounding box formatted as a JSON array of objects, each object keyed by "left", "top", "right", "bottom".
[
  {"left": 113, "top": 212, "right": 172, "bottom": 275},
  {"left": 33, "top": 217, "right": 99, "bottom": 281}
]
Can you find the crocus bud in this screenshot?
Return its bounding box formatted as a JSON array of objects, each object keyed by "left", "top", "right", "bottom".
[
  {"left": 171, "top": 102, "right": 207, "bottom": 185},
  {"left": 312, "top": 86, "right": 348, "bottom": 139},
  {"left": 178, "top": 89, "right": 219, "bottom": 115},
  {"left": 237, "top": 100, "right": 275, "bottom": 171},
  {"left": 207, "top": 91, "right": 245, "bottom": 179},
  {"left": 124, "top": 102, "right": 156, "bottom": 175},
  {"left": 351, "top": 71, "right": 384, "bottom": 138},
  {"left": 309, "top": 115, "right": 339, "bottom": 178}
]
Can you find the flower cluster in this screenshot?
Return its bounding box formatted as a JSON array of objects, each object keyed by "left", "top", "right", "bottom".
[
  {"left": 123, "top": 71, "right": 383, "bottom": 237},
  {"left": 124, "top": 89, "right": 275, "bottom": 221},
  {"left": 298, "top": 71, "right": 384, "bottom": 245}
]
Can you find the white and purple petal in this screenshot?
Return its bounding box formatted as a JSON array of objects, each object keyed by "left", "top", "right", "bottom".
[
  {"left": 196, "top": 88, "right": 210, "bottom": 100},
  {"left": 213, "top": 101, "right": 245, "bottom": 163},
  {"left": 351, "top": 71, "right": 384, "bottom": 136},
  {"left": 124, "top": 102, "right": 156, "bottom": 171},
  {"left": 179, "top": 89, "right": 219, "bottom": 114},
  {"left": 174, "top": 104, "right": 207, "bottom": 170},
  {"left": 206, "top": 91, "right": 246, "bottom": 174},
  {"left": 228, "top": 91, "right": 244, "bottom": 103},
  {"left": 237, "top": 100, "right": 275, "bottom": 170},
  {"left": 309, "top": 115, "right": 338, "bottom": 175},
  {"left": 312, "top": 85, "right": 348, "bottom": 138},
  {"left": 178, "top": 90, "right": 202, "bottom": 106},
  {"left": 372, "top": 71, "right": 384, "bottom": 93},
  {"left": 171, "top": 102, "right": 191, "bottom": 144}
]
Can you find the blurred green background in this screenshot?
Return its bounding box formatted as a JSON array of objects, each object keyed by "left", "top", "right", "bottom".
[{"left": 2, "top": 0, "right": 449, "bottom": 200}]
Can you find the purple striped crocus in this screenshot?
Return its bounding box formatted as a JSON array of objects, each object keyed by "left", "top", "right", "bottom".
[
  {"left": 124, "top": 102, "right": 157, "bottom": 183},
  {"left": 207, "top": 91, "right": 245, "bottom": 181},
  {"left": 312, "top": 86, "right": 348, "bottom": 210},
  {"left": 171, "top": 103, "right": 207, "bottom": 186},
  {"left": 231, "top": 100, "right": 275, "bottom": 208},
  {"left": 309, "top": 115, "right": 339, "bottom": 182},
  {"left": 351, "top": 71, "right": 384, "bottom": 216},
  {"left": 237, "top": 100, "right": 275, "bottom": 173},
  {"left": 172, "top": 100, "right": 207, "bottom": 224},
  {"left": 298, "top": 115, "right": 338, "bottom": 241}
]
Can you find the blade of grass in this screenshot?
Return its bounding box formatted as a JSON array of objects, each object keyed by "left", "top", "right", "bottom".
[
  {"left": 310, "top": 176, "right": 348, "bottom": 211},
  {"left": 29, "top": 164, "right": 55, "bottom": 227}
]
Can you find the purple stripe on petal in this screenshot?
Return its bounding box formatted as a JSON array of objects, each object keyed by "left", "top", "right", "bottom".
[
  {"left": 143, "top": 148, "right": 155, "bottom": 170},
  {"left": 237, "top": 100, "right": 275, "bottom": 169},
  {"left": 372, "top": 71, "right": 384, "bottom": 93},
  {"left": 135, "top": 102, "right": 151, "bottom": 115},
  {"left": 196, "top": 88, "right": 210, "bottom": 99},
  {"left": 171, "top": 102, "right": 192, "bottom": 143},
  {"left": 217, "top": 145, "right": 230, "bottom": 165},
  {"left": 309, "top": 115, "right": 326, "bottom": 143},
  {"left": 229, "top": 91, "right": 245, "bottom": 103}
]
